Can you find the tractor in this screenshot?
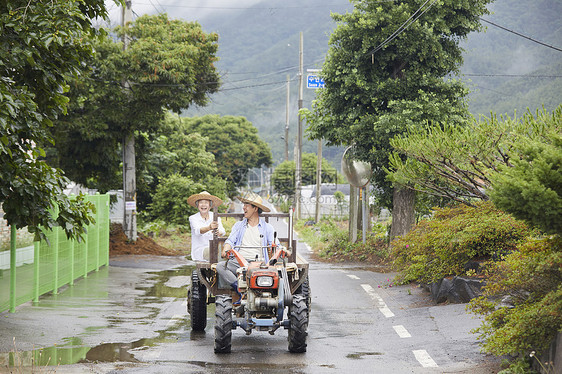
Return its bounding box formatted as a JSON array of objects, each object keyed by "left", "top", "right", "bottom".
[{"left": 187, "top": 210, "right": 310, "bottom": 353}]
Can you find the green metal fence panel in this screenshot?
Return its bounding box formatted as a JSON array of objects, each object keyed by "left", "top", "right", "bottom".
[{"left": 0, "top": 194, "right": 110, "bottom": 313}]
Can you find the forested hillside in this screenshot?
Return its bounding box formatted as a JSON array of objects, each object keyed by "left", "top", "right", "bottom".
[
  {"left": 185, "top": 0, "right": 354, "bottom": 167},
  {"left": 460, "top": 0, "right": 562, "bottom": 116},
  {"left": 108, "top": 0, "right": 561, "bottom": 167}
]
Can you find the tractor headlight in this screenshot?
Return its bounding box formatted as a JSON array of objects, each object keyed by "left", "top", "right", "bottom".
[{"left": 256, "top": 276, "right": 274, "bottom": 287}]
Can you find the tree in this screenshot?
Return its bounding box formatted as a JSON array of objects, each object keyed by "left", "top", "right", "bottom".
[
  {"left": 0, "top": 0, "right": 113, "bottom": 241},
  {"left": 271, "top": 153, "right": 340, "bottom": 197},
  {"left": 304, "top": 0, "right": 492, "bottom": 238},
  {"left": 50, "top": 13, "right": 220, "bottom": 240},
  {"left": 139, "top": 114, "right": 227, "bottom": 219},
  {"left": 489, "top": 107, "right": 562, "bottom": 235},
  {"left": 388, "top": 106, "right": 561, "bottom": 214},
  {"left": 178, "top": 115, "right": 272, "bottom": 195}
]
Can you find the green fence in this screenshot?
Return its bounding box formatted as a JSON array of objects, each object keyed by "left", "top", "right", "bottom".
[{"left": 0, "top": 194, "right": 110, "bottom": 313}]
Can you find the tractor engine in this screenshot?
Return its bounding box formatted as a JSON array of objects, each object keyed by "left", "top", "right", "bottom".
[{"left": 237, "top": 263, "right": 280, "bottom": 315}]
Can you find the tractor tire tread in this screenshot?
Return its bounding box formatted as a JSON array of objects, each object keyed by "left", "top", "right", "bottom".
[
  {"left": 189, "top": 270, "right": 207, "bottom": 331},
  {"left": 214, "top": 295, "right": 232, "bottom": 353},
  {"left": 288, "top": 294, "right": 308, "bottom": 353}
]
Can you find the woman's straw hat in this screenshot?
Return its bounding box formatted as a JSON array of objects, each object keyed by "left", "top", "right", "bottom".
[
  {"left": 187, "top": 191, "right": 223, "bottom": 208},
  {"left": 238, "top": 192, "right": 270, "bottom": 212}
]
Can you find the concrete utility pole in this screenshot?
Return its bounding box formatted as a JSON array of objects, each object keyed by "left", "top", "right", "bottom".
[
  {"left": 295, "top": 32, "right": 303, "bottom": 220},
  {"left": 285, "top": 74, "right": 290, "bottom": 162},
  {"left": 122, "top": 0, "right": 137, "bottom": 241},
  {"left": 314, "top": 140, "right": 322, "bottom": 223}
]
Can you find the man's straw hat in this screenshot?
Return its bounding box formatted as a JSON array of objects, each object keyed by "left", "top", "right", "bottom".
[
  {"left": 187, "top": 191, "right": 223, "bottom": 208},
  {"left": 238, "top": 192, "right": 270, "bottom": 212}
]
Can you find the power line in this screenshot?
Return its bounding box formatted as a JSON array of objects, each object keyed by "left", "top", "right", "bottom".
[
  {"left": 132, "top": 1, "right": 392, "bottom": 10},
  {"left": 465, "top": 74, "right": 562, "bottom": 78},
  {"left": 367, "top": 0, "right": 438, "bottom": 55},
  {"left": 479, "top": 18, "right": 562, "bottom": 53}
]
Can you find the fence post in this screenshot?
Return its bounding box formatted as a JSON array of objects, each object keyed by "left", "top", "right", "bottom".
[
  {"left": 95, "top": 195, "right": 100, "bottom": 271},
  {"left": 70, "top": 239, "right": 75, "bottom": 286},
  {"left": 83, "top": 225, "right": 89, "bottom": 278},
  {"left": 9, "top": 225, "right": 16, "bottom": 313},
  {"left": 104, "top": 194, "right": 110, "bottom": 266},
  {"left": 34, "top": 241, "right": 40, "bottom": 302},
  {"left": 53, "top": 222, "right": 59, "bottom": 294}
]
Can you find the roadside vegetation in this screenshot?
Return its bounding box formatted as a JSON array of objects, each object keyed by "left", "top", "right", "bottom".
[
  {"left": 388, "top": 107, "right": 562, "bottom": 373},
  {"left": 295, "top": 218, "right": 390, "bottom": 266}
]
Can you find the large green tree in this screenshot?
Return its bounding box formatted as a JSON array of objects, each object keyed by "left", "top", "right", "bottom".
[
  {"left": 178, "top": 115, "right": 272, "bottom": 195},
  {"left": 0, "top": 0, "right": 114, "bottom": 241},
  {"left": 49, "top": 13, "right": 220, "bottom": 239},
  {"left": 138, "top": 114, "right": 227, "bottom": 220},
  {"left": 305, "top": 0, "right": 492, "bottom": 237}
]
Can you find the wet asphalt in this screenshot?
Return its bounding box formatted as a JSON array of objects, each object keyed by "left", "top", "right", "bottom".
[
  {"left": 0, "top": 206, "right": 503, "bottom": 373},
  {"left": 0, "top": 254, "right": 192, "bottom": 373}
]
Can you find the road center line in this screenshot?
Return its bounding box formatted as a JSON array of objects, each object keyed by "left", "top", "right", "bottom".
[
  {"left": 413, "top": 349, "right": 438, "bottom": 367},
  {"left": 347, "top": 274, "right": 360, "bottom": 280},
  {"left": 393, "top": 325, "right": 412, "bottom": 338},
  {"left": 361, "top": 284, "right": 395, "bottom": 318}
]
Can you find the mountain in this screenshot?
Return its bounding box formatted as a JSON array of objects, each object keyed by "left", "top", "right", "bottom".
[
  {"left": 460, "top": 0, "right": 562, "bottom": 117},
  {"left": 106, "top": 0, "right": 562, "bottom": 168}
]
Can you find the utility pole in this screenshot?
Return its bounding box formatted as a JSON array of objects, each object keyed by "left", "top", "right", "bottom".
[
  {"left": 314, "top": 140, "right": 322, "bottom": 223},
  {"left": 122, "top": 0, "right": 137, "bottom": 241},
  {"left": 295, "top": 32, "right": 303, "bottom": 220},
  {"left": 285, "top": 74, "right": 290, "bottom": 162}
]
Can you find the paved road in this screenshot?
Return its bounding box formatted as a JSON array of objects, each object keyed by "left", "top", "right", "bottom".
[{"left": 0, "top": 214, "right": 501, "bottom": 373}]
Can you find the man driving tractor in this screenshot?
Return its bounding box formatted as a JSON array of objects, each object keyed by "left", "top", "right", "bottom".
[{"left": 216, "top": 192, "right": 279, "bottom": 305}]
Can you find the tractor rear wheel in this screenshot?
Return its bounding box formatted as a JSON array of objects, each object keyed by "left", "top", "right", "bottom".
[
  {"left": 214, "top": 295, "right": 233, "bottom": 353},
  {"left": 288, "top": 294, "right": 308, "bottom": 353},
  {"left": 188, "top": 270, "right": 207, "bottom": 331},
  {"left": 296, "top": 275, "right": 311, "bottom": 322}
]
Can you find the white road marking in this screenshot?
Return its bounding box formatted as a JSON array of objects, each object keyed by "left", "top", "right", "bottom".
[
  {"left": 361, "top": 284, "right": 395, "bottom": 318},
  {"left": 393, "top": 325, "right": 411, "bottom": 338},
  {"left": 413, "top": 350, "right": 438, "bottom": 367},
  {"left": 346, "top": 274, "right": 360, "bottom": 280},
  {"left": 304, "top": 243, "right": 312, "bottom": 252}
]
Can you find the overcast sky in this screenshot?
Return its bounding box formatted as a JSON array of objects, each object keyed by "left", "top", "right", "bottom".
[{"left": 102, "top": 0, "right": 263, "bottom": 27}]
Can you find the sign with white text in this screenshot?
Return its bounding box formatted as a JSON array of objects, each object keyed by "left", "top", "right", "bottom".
[{"left": 307, "top": 74, "right": 325, "bottom": 89}]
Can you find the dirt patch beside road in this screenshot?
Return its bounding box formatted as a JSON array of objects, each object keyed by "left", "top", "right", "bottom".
[{"left": 109, "top": 223, "right": 183, "bottom": 257}]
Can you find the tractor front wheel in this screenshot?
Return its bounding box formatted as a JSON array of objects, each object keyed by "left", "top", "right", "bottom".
[
  {"left": 288, "top": 294, "right": 308, "bottom": 353},
  {"left": 214, "top": 295, "right": 233, "bottom": 353},
  {"left": 188, "top": 270, "right": 207, "bottom": 331}
]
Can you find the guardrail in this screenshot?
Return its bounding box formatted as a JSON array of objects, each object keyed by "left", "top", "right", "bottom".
[{"left": 0, "top": 194, "right": 110, "bottom": 313}]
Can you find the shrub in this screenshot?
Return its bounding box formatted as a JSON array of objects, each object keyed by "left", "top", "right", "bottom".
[
  {"left": 390, "top": 201, "right": 532, "bottom": 284},
  {"left": 468, "top": 236, "right": 562, "bottom": 359}
]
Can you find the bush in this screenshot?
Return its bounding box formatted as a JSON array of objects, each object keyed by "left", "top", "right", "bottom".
[
  {"left": 296, "top": 218, "right": 390, "bottom": 263},
  {"left": 490, "top": 121, "right": 562, "bottom": 236},
  {"left": 468, "top": 236, "right": 562, "bottom": 359},
  {"left": 390, "top": 201, "right": 533, "bottom": 284}
]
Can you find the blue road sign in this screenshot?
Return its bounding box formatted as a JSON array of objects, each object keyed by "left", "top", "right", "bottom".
[{"left": 307, "top": 74, "right": 325, "bottom": 89}]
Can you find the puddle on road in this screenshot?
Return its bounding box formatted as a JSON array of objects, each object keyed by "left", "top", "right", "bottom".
[
  {"left": 139, "top": 265, "right": 194, "bottom": 298},
  {"left": 346, "top": 351, "right": 384, "bottom": 359},
  {"left": 2, "top": 265, "right": 197, "bottom": 368},
  {"left": 2, "top": 338, "right": 146, "bottom": 366}
]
